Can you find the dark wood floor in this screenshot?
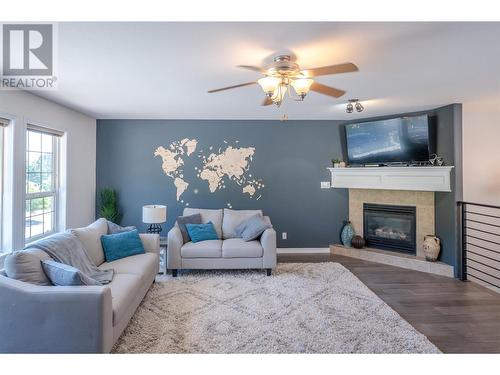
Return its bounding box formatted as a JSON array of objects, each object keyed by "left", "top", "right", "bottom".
[{"left": 278, "top": 253, "right": 500, "bottom": 353}]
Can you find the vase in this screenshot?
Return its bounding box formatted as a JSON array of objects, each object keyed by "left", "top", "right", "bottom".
[
  {"left": 341, "top": 221, "right": 355, "bottom": 247},
  {"left": 423, "top": 235, "right": 441, "bottom": 261},
  {"left": 351, "top": 235, "right": 365, "bottom": 249}
]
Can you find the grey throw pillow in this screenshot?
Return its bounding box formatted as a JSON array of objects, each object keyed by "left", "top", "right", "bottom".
[
  {"left": 107, "top": 221, "right": 136, "bottom": 234},
  {"left": 4, "top": 249, "right": 52, "bottom": 286},
  {"left": 234, "top": 213, "right": 261, "bottom": 237},
  {"left": 41, "top": 260, "right": 101, "bottom": 286},
  {"left": 239, "top": 216, "right": 272, "bottom": 242},
  {"left": 176, "top": 213, "right": 202, "bottom": 243}
]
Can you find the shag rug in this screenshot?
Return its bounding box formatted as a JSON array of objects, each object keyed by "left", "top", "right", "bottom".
[{"left": 112, "top": 262, "right": 440, "bottom": 353}]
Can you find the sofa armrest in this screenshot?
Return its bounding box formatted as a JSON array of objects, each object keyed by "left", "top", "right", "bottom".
[
  {"left": 167, "top": 226, "right": 183, "bottom": 269},
  {"left": 260, "top": 227, "right": 277, "bottom": 269},
  {"left": 0, "top": 275, "right": 113, "bottom": 353},
  {"left": 139, "top": 233, "right": 160, "bottom": 254}
]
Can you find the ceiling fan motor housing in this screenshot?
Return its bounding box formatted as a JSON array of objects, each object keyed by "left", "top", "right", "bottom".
[{"left": 268, "top": 55, "right": 300, "bottom": 77}]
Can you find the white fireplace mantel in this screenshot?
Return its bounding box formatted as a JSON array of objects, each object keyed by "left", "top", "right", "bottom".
[{"left": 327, "top": 166, "right": 454, "bottom": 192}]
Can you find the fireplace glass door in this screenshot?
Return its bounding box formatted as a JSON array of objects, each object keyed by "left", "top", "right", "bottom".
[{"left": 363, "top": 203, "right": 416, "bottom": 254}]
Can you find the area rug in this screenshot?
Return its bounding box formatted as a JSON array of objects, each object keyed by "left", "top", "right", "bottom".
[{"left": 112, "top": 262, "right": 440, "bottom": 353}]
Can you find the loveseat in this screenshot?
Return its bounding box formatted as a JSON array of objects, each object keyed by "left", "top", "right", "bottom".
[
  {"left": 0, "top": 218, "right": 160, "bottom": 353},
  {"left": 167, "top": 208, "right": 277, "bottom": 276}
]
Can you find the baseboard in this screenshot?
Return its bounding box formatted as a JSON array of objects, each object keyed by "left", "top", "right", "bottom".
[{"left": 277, "top": 248, "right": 330, "bottom": 254}]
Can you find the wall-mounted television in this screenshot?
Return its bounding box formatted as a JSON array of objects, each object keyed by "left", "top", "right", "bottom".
[{"left": 344, "top": 115, "right": 436, "bottom": 166}]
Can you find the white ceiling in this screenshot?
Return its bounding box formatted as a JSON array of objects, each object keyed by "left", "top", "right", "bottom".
[{"left": 33, "top": 22, "right": 500, "bottom": 120}]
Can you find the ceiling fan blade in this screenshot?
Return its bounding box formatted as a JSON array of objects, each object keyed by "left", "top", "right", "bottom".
[
  {"left": 303, "top": 63, "right": 358, "bottom": 77},
  {"left": 207, "top": 82, "right": 256, "bottom": 93},
  {"left": 236, "top": 65, "right": 267, "bottom": 73},
  {"left": 310, "top": 82, "right": 346, "bottom": 98},
  {"left": 261, "top": 96, "right": 273, "bottom": 106}
]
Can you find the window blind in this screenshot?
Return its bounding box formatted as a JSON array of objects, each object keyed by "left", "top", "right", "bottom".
[
  {"left": 0, "top": 117, "right": 10, "bottom": 127},
  {"left": 27, "top": 123, "right": 64, "bottom": 137}
]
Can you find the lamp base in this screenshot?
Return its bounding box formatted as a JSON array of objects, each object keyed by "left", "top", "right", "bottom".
[{"left": 147, "top": 224, "right": 163, "bottom": 234}]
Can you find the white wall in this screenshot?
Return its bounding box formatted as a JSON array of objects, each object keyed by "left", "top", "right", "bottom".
[
  {"left": 0, "top": 90, "right": 96, "bottom": 251},
  {"left": 462, "top": 96, "right": 500, "bottom": 206}
]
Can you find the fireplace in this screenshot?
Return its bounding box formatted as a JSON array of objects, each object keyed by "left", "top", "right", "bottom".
[{"left": 363, "top": 203, "right": 416, "bottom": 255}]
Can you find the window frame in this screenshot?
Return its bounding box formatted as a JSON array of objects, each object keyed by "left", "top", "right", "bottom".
[{"left": 24, "top": 125, "right": 61, "bottom": 244}]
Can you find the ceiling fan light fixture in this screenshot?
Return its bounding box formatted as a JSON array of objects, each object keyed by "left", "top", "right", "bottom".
[
  {"left": 291, "top": 78, "right": 314, "bottom": 97},
  {"left": 258, "top": 76, "right": 281, "bottom": 96}
]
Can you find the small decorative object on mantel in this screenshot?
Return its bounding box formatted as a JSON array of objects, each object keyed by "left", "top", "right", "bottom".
[
  {"left": 340, "top": 221, "right": 355, "bottom": 247},
  {"left": 429, "top": 154, "right": 445, "bottom": 166},
  {"left": 331, "top": 158, "right": 342, "bottom": 168},
  {"left": 423, "top": 235, "right": 441, "bottom": 261},
  {"left": 351, "top": 235, "right": 365, "bottom": 249},
  {"left": 143, "top": 205, "right": 167, "bottom": 234},
  {"left": 339, "top": 161, "right": 346, "bottom": 168}
]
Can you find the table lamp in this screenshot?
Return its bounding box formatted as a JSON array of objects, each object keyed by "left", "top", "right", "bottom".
[{"left": 142, "top": 205, "right": 167, "bottom": 234}]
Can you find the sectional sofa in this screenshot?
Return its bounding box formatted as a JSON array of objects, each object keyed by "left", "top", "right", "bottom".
[{"left": 0, "top": 218, "right": 160, "bottom": 353}]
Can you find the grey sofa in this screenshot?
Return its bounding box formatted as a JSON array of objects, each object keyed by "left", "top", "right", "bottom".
[
  {"left": 0, "top": 218, "right": 160, "bottom": 353},
  {"left": 167, "top": 208, "right": 277, "bottom": 276}
]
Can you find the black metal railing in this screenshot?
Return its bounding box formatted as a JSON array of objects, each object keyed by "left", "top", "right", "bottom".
[{"left": 458, "top": 201, "right": 500, "bottom": 291}]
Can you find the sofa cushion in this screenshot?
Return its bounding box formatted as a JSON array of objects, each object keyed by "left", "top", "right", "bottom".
[
  {"left": 176, "top": 213, "right": 202, "bottom": 243},
  {"left": 238, "top": 216, "right": 273, "bottom": 241},
  {"left": 181, "top": 240, "right": 222, "bottom": 258},
  {"left": 183, "top": 208, "right": 223, "bottom": 239},
  {"left": 4, "top": 249, "right": 51, "bottom": 286},
  {"left": 41, "top": 260, "right": 101, "bottom": 286},
  {"left": 99, "top": 252, "right": 158, "bottom": 283},
  {"left": 222, "top": 238, "right": 264, "bottom": 258},
  {"left": 107, "top": 273, "right": 143, "bottom": 326},
  {"left": 222, "top": 209, "right": 263, "bottom": 239},
  {"left": 71, "top": 218, "right": 108, "bottom": 266},
  {"left": 100, "top": 229, "right": 145, "bottom": 262},
  {"left": 107, "top": 221, "right": 136, "bottom": 234},
  {"left": 186, "top": 222, "right": 218, "bottom": 243}
]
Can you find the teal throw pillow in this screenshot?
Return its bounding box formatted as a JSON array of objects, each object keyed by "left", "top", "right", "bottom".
[
  {"left": 185, "top": 222, "right": 218, "bottom": 243},
  {"left": 100, "top": 229, "right": 145, "bottom": 262}
]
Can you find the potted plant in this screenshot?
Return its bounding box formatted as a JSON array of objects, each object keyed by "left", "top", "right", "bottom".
[
  {"left": 331, "top": 158, "right": 342, "bottom": 168},
  {"left": 100, "top": 187, "right": 121, "bottom": 224}
]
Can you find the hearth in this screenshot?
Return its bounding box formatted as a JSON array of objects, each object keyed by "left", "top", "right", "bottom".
[{"left": 363, "top": 203, "right": 416, "bottom": 254}]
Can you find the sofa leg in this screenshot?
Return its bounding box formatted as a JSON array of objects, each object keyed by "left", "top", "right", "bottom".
[
  {"left": 266, "top": 268, "right": 272, "bottom": 276},
  {"left": 172, "top": 269, "right": 178, "bottom": 277}
]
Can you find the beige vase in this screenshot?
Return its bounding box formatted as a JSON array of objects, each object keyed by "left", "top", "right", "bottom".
[{"left": 423, "top": 235, "right": 441, "bottom": 261}]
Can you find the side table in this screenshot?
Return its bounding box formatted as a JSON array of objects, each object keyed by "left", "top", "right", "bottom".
[{"left": 159, "top": 236, "right": 168, "bottom": 275}]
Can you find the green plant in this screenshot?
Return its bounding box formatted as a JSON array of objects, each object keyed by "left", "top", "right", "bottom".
[
  {"left": 331, "top": 158, "right": 342, "bottom": 166},
  {"left": 100, "top": 188, "right": 120, "bottom": 223}
]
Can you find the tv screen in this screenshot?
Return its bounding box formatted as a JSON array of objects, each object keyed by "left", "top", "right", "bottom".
[{"left": 345, "top": 115, "right": 432, "bottom": 165}]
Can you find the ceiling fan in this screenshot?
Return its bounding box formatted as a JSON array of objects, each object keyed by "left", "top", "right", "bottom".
[{"left": 208, "top": 55, "right": 358, "bottom": 107}]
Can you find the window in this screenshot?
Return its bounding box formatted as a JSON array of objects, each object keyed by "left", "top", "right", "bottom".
[
  {"left": 25, "top": 125, "right": 62, "bottom": 243},
  {"left": 0, "top": 117, "right": 8, "bottom": 250}
]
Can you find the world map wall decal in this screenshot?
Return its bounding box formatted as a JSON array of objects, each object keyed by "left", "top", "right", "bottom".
[{"left": 154, "top": 138, "right": 264, "bottom": 206}]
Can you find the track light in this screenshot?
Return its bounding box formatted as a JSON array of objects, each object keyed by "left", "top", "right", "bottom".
[{"left": 346, "top": 99, "right": 363, "bottom": 114}]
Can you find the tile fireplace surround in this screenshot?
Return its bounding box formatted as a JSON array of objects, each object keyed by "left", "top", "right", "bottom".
[{"left": 349, "top": 188, "right": 435, "bottom": 258}]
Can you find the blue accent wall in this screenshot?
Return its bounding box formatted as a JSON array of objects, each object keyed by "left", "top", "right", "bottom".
[
  {"left": 96, "top": 120, "right": 348, "bottom": 248},
  {"left": 96, "top": 105, "right": 462, "bottom": 273}
]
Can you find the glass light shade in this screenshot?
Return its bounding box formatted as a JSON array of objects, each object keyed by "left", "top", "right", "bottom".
[
  {"left": 355, "top": 102, "right": 364, "bottom": 112},
  {"left": 272, "top": 84, "right": 288, "bottom": 103},
  {"left": 291, "top": 78, "right": 314, "bottom": 95},
  {"left": 142, "top": 205, "right": 167, "bottom": 224},
  {"left": 258, "top": 76, "right": 281, "bottom": 94},
  {"left": 346, "top": 103, "right": 354, "bottom": 113}
]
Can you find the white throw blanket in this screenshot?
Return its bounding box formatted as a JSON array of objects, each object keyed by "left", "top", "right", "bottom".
[{"left": 25, "top": 231, "right": 113, "bottom": 284}]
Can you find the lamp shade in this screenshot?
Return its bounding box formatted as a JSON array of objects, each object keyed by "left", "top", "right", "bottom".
[
  {"left": 291, "top": 78, "right": 314, "bottom": 95},
  {"left": 142, "top": 205, "right": 167, "bottom": 224},
  {"left": 257, "top": 76, "right": 281, "bottom": 95}
]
